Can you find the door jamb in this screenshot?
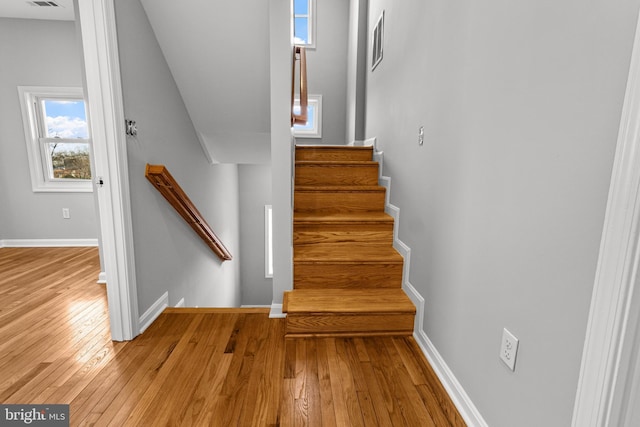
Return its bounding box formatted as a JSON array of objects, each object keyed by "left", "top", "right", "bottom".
[{"left": 76, "top": 0, "right": 139, "bottom": 341}]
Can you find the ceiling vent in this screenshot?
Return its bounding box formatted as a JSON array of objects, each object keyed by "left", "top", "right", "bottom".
[{"left": 29, "top": 1, "right": 60, "bottom": 6}]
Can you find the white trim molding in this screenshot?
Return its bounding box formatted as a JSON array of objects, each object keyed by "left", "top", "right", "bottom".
[
  {"left": 373, "top": 147, "right": 488, "bottom": 427},
  {"left": 0, "top": 239, "right": 98, "bottom": 247},
  {"left": 139, "top": 292, "right": 168, "bottom": 334},
  {"left": 77, "top": 0, "right": 139, "bottom": 341},
  {"left": 572, "top": 9, "right": 640, "bottom": 427},
  {"left": 269, "top": 303, "right": 286, "bottom": 318},
  {"left": 97, "top": 271, "right": 107, "bottom": 284}
]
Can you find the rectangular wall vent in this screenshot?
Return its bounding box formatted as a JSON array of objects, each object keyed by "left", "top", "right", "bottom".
[{"left": 30, "top": 1, "right": 60, "bottom": 7}]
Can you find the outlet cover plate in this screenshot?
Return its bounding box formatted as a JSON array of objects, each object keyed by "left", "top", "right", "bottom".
[{"left": 500, "top": 328, "right": 519, "bottom": 371}]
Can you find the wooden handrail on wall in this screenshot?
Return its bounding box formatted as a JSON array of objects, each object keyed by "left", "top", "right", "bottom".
[
  {"left": 291, "top": 45, "right": 308, "bottom": 126},
  {"left": 145, "top": 164, "right": 232, "bottom": 261}
]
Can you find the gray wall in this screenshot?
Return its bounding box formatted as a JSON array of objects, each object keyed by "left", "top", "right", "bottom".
[
  {"left": 365, "top": 1, "right": 640, "bottom": 426},
  {"left": 0, "top": 18, "right": 98, "bottom": 241},
  {"left": 115, "top": 0, "right": 241, "bottom": 310},
  {"left": 239, "top": 165, "right": 273, "bottom": 305},
  {"left": 298, "top": 0, "right": 350, "bottom": 145}
]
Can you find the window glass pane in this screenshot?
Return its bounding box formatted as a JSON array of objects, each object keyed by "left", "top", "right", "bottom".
[
  {"left": 293, "top": 105, "right": 315, "bottom": 131},
  {"left": 294, "top": 0, "right": 308, "bottom": 15},
  {"left": 294, "top": 17, "right": 308, "bottom": 44},
  {"left": 47, "top": 142, "right": 91, "bottom": 179},
  {"left": 41, "top": 99, "right": 89, "bottom": 139}
]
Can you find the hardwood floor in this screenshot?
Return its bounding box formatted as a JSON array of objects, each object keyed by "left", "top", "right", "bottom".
[{"left": 0, "top": 247, "right": 464, "bottom": 426}]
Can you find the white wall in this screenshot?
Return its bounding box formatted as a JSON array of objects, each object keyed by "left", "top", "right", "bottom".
[
  {"left": 114, "top": 0, "right": 241, "bottom": 310},
  {"left": 298, "top": 0, "right": 350, "bottom": 145},
  {"left": 346, "top": 0, "right": 368, "bottom": 143},
  {"left": 270, "top": 0, "right": 294, "bottom": 308},
  {"left": 0, "top": 18, "right": 98, "bottom": 241},
  {"left": 139, "top": 0, "right": 272, "bottom": 164},
  {"left": 239, "top": 165, "right": 273, "bottom": 305},
  {"left": 365, "top": 1, "right": 640, "bottom": 426}
]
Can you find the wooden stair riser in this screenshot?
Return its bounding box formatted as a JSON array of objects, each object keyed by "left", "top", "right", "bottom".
[
  {"left": 296, "top": 146, "right": 373, "bottom": 162},
  {"left": 295, "top": 163, "right": 379, "bottom": 186},
  {"left": 285, "top": 313, "right": 414, "bottom": 336},
  {"left": 294, "top": 189, "right": 386, "bottom": 212},
  {"left": 294, "top": 228, "right": 394, "bottom": 245},
  {"left": 294, "top": 263, "right": 403, "bottom": 289}
]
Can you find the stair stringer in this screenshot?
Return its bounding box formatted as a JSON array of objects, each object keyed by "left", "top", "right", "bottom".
[{"left": 372, "top": 144, "right": 489, "bottom": 427}]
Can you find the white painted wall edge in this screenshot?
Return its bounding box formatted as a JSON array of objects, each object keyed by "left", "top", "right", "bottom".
[
  {"left": 270, "top": 303, "right": 286, "bottom": 318},
  {"left": 572, "top": 8, "right": 640, "bottom": 427},
  {"left": 77, "top": 0, "right": 140, "bottom": 342},
  {"left": 0, "top": 239, "right": 99, "bottom": 247},
  {"left": 139, "top": 291, "right": 168, "bottom": 334},
  {"left": 374, "top": 147, "right": 488, "bottom": 427}
]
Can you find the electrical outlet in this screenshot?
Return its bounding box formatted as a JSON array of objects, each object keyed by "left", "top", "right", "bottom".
[
  {"left": 500, "top": 328, "right": 519, "bottom": 371},
  {"left": 62, "top": 208, "right": 70, "bottom": 219}
]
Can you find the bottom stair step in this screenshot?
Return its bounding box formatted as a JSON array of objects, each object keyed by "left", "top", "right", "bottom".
[{"left": 283, "top": 289, "right": 416, "bottom": 337}]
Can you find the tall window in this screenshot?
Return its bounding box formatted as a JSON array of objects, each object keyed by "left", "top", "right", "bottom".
[
  {"left": 292, "top": 0, "right": 315, "bottom": 48},
  {"left": 265, "top": 205, "right": 273, "bottom": 278},
  {"left": 18, "top": 86, "right": 92, "bottom": 192}
]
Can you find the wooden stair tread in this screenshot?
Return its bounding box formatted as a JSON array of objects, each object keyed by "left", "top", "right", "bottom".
[
  {"left": 294, "top": 243, "right": 403, "bottom": 263},
  {"left": 294, "top": 211, "right": 394, "bottom": 224},
  {"left": 295, "top": 185, "right": 385, "bottom": 192},
  {"left": 284, "top": 289, "right": 415, "bottom": 314},
  {"left": 295, "top": 160, "right": 378, "bottom": 166},
  {"left": 296, "top": 145, "right": 373, "bottom": 150},
  {"left": 295, "top": 146, "right": 373, "bottom": 161}
]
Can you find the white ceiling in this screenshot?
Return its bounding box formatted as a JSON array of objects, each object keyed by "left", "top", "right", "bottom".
[{"left": 0, "top": 0, "right": 74, "bottom": 21}]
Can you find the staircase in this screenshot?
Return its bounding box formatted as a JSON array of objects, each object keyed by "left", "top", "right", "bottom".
[{"left": 283, "top": 145, "right": 416, "bottom": 337}]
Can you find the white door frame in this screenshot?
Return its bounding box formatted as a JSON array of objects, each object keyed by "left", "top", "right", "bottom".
[
  {"left": 76, "top": 0, "right": 139, "bottom": 341},
  {"left": 572, "top": 9, "right": 640, "bottom": 427}
]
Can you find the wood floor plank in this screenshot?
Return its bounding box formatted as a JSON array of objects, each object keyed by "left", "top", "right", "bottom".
[
  {"left": 325, "top": 338, "right": 357, "bottom": 427},
  {"left": 315, "top": 338, "right": 338, "bottom": 427},
  {"left": 334, "top": 339, "right": 365, "bottom": 427}
]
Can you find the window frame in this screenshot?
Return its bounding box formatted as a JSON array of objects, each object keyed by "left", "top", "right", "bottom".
[
  {"left": 18, "top": 86, "right": 93, "bottom": 193},
  {"left": 292, "top": 95, "right": 322, "bottom": 138},
  {"left": 265, "top": 205, "right": 273, "bottom": 278},
  {"left": 292, "top": 0, "right": 316, "bottom": 49}
]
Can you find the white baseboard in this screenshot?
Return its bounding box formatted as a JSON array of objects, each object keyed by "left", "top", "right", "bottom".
[
  {"left": 174, "top": 298, "right": 185, "bottom": 308},
  {"left": 97, "top": 271, "right": 107, "bottom": 284},
  {"left": 349, "top": 138, "right": 376, "bottom": 147},
  {"left": 241, "top": 304, "right": 271, "bottom": 308},
  {"left": 0, "top": 238, "right": 99, "bottom": 247},
  {"left": 375, "top": 146, "right": 487, "bottom": 427},
  {"left": 138, "top": 292, "right": 168, "bottom": 334},
  {"left": 269, "top": 303, "right": 286, "bottom": 318},
  {"left": 413, "top": 330, "right": 489, "bottom": 427}
]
